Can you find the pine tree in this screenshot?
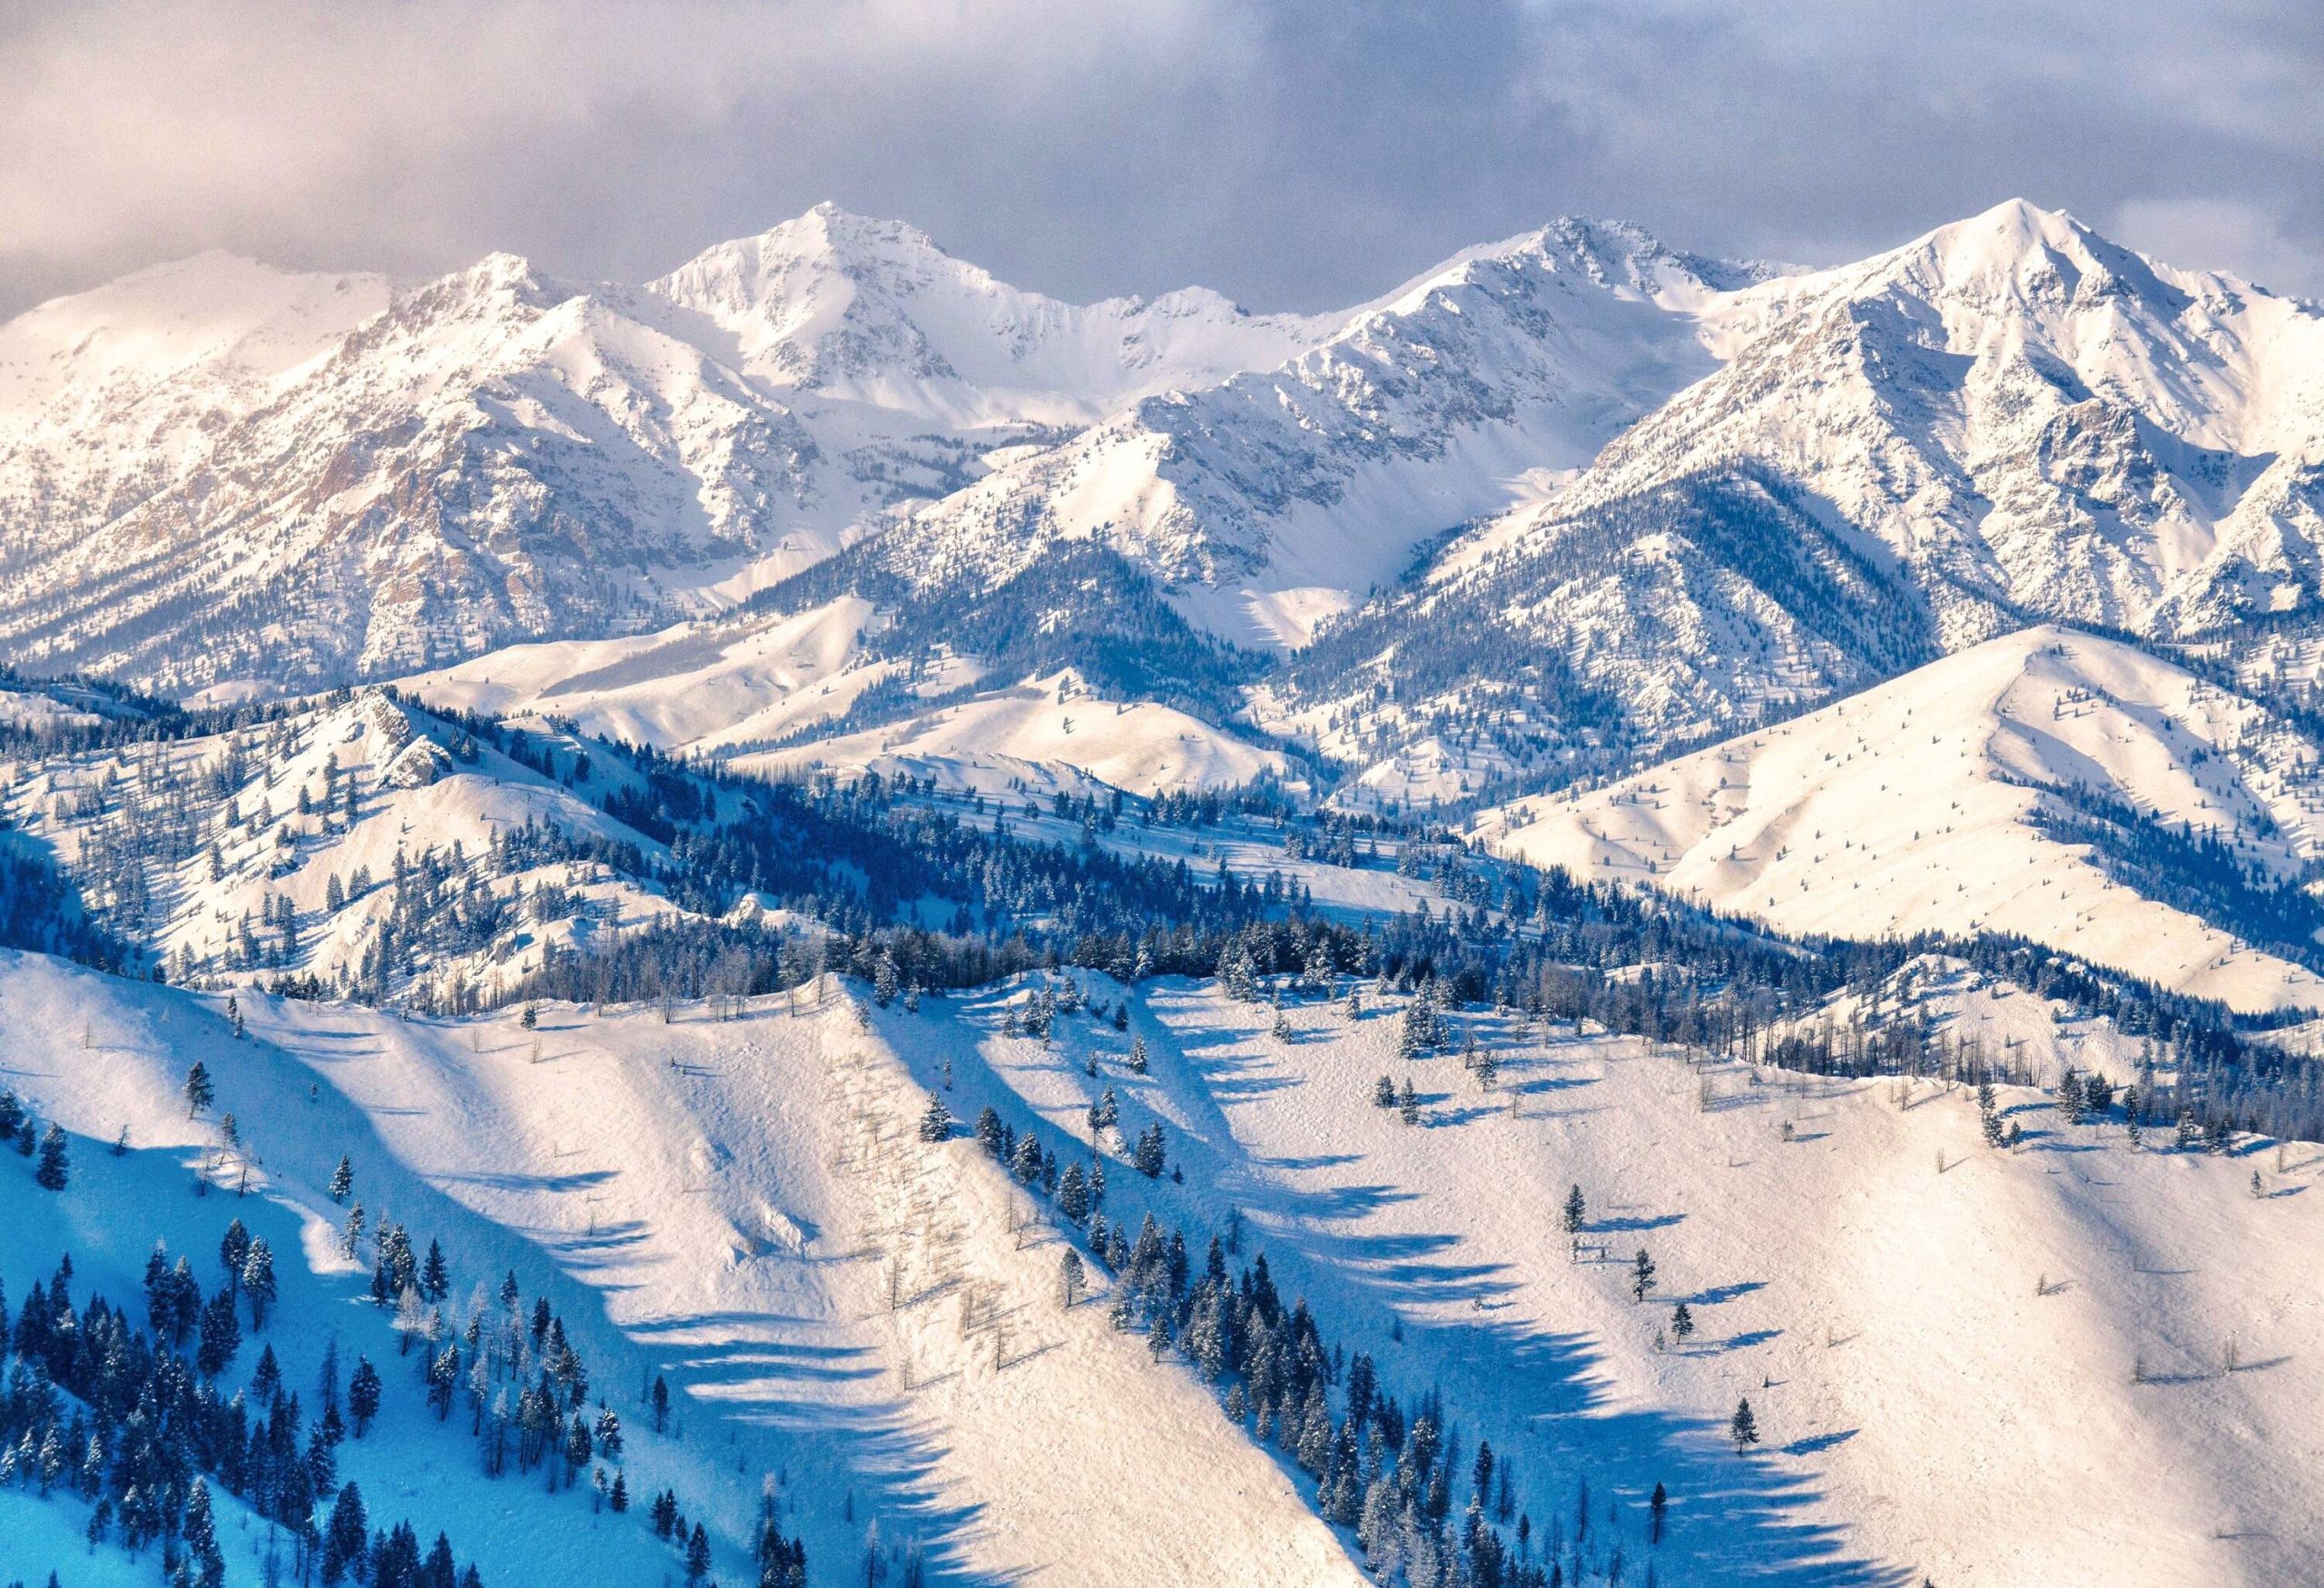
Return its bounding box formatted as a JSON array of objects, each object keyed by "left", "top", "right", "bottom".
[
  {"left": 221, "top": 1218, "right": 252, "bottom": 1292},
  {"left": 917, "top": 1094, "right": 953, "bottom": 1143},
  {"left": 1729, "top": 1397, "right": 1759, "bottom": 1453},
  {"left": 1128, "top": 1034, "right": 1149, "bottom": 1074},
  {"left": 1631, "top": 1248, "right": 1657, "bottom": 1303},
  {"left": 1374, "top": 1074, "right": 1396, "bottom": 1108},
  {"left": 1059, "top": 1248, "right": 1085, "bottom": 1308},
  {"left": 1057, "top": 1161, "right": 1090, "bottom": 1223},
  {"left": 197, "top": 1287, "right": 241, "bottom": 1376},
  {"left": 349, "top": 1356, "right": 382, "bottom": 1436},
  {"left": 1670, "top": 1302, "right": 1694, "bottom": 1348},
  {"left": 1399, "top": 1078, "right": 1420, "bottom": 1125},
  {"left": 184, "top": 1060, "right": 215, "bottom": 1119},
  {"left": 242, "top": 1237, "right": 278, "bottom": 1327},
  {"left": 1562, "top": 1184, "right": 1587, "bottom": 1236},
  {"left": 34, "top": 1123, "right": 68, "bottom": 1191}
]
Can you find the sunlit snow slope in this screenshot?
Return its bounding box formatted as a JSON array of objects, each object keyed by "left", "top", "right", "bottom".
[{"left": 1474, "top": 626, "right": 2324, "bottom": 1011}]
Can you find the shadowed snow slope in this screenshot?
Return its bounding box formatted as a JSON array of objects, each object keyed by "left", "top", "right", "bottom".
[
  {"left": 1474, "top": 626, "right": 2324, "bottom": 1011},
  {"left": 0, "top": 952, "right": 1364, "bottom": 1588}
]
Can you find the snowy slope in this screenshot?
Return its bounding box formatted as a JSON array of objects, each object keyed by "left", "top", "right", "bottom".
[
  {"left": 0, "top": 952, "right": 1368, "bottom": 1587},
  {"left": 1064, "top": 979, "right": 2324, "bottom": 1586},
  {"left": 732, "top": 669, "right": 1290, "bottom": 799},
  {"left": 400, "top": 597, "right": 957, "bottom": 756},
  {"left": 1473, "top": 626, "right": 2324, "bottom": 1011}
]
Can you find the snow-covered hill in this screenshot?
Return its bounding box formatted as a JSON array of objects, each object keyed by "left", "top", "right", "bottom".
[
  {"left": 9, "top": 948, "right": 2317, "bottom": 1587},
  {"left": 0, "top": 953, "right": 1366, "bottom": 1587},
  {"left": 0, "top": 686, "right": 714, "bottom": 1004},
  {"left": 1474, "top": 626, "right": 2324, "bottom": 1011},
  {"left": 0, "top": 207, "right": 1319, "bottom": 693}
]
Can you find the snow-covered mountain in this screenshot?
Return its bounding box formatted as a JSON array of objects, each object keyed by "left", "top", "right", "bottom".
[
  {"left": 1474, "top": 626, "right": 2324, "bottom": 1011},
  {"left": 871, "top": 220, "right": 1777, "bottom": 648},
  {"left": 0, "top": 206, "right": 1323, "bottom": 694},
  {"left": 1248, "top": 202, "right": 2324, "bottom": 804},
  {"left": 1550, "top": 200, "right": 2324, "bottom": 646}
]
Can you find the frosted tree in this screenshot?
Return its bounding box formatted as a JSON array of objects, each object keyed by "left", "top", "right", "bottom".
[
  {"left": 1128, "top": 1035, "right": 1149, "bottom": 1074},
  {"left": 241, "top": 1238, "right": 278, "bottom": 1327},
  {"left": 1374, "top": 1075, "right": 1397, "bottom": 1108},
  {"left": 328, "top": 1155, "right": 354, "bottom": 1203}
]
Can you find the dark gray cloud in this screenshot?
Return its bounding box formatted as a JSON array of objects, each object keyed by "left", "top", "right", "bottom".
[{"left": 5, "top": 0, "right": 2320, "bottom": 317}]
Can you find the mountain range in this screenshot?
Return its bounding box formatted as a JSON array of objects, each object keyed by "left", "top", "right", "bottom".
[{"left": 8, "top": 196, "right": 2324, "bottom": 1004}]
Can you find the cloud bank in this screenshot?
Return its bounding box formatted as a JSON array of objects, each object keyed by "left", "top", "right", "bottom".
[{"left": 5, "top": 0, "right": 2319, "bottom": 313}]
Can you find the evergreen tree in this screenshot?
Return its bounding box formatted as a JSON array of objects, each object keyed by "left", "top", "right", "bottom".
[
  {"left": 1399, "top": 1078, "right": 1420, "bottom": 1126},
  {"left": 1059, "top": 1248, "right": 1085, "bottom": 1308},
  {"left": 917, "top": 1094, "right": 953, "bottom": 1143},
  {"left": 1670, "top": 1302, "right": 1695, "bottom": 1348},
  {"left": 1374, "top": 1074, "right": 1396, "bottom": 1108},
  {"left": 183, "top": 1060, "right": 215, "bottom": 1118},
  {"left": 220, "top": 1218, "right": 252, "bottom": 1294},
  {"left": 241, "top": 1237, "right": 278, "bottom": 1327},
  {"left": 1057, "top": 1161, "right": 1090, "bottom": 1224},
  {"left": 1562, "top": 1184, "right": 1587, "bottom": 1235},
  {"left": 196, "top": 1286, "right": 241, "bottom": 1376},
  {"left": 34, "top": 1123, "right": 68, "bottom": 1191},
  {"left": 1128, "top": 1035, "right": 1149, "bottom": 1074},
  {"left": 1631, "top": 1248, "right": 1657, "bottom": 1304},
  {"left": 349, "top": 1356, "right": 383, "bottom": 1436},
  {"left": 1729, "top": 1397, "right": 1759, "bottom": 1453}
]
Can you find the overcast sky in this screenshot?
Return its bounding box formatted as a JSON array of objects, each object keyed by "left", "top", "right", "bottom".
[{"left": 5, "top": 0, "right": 2320, "bottom": 317}]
